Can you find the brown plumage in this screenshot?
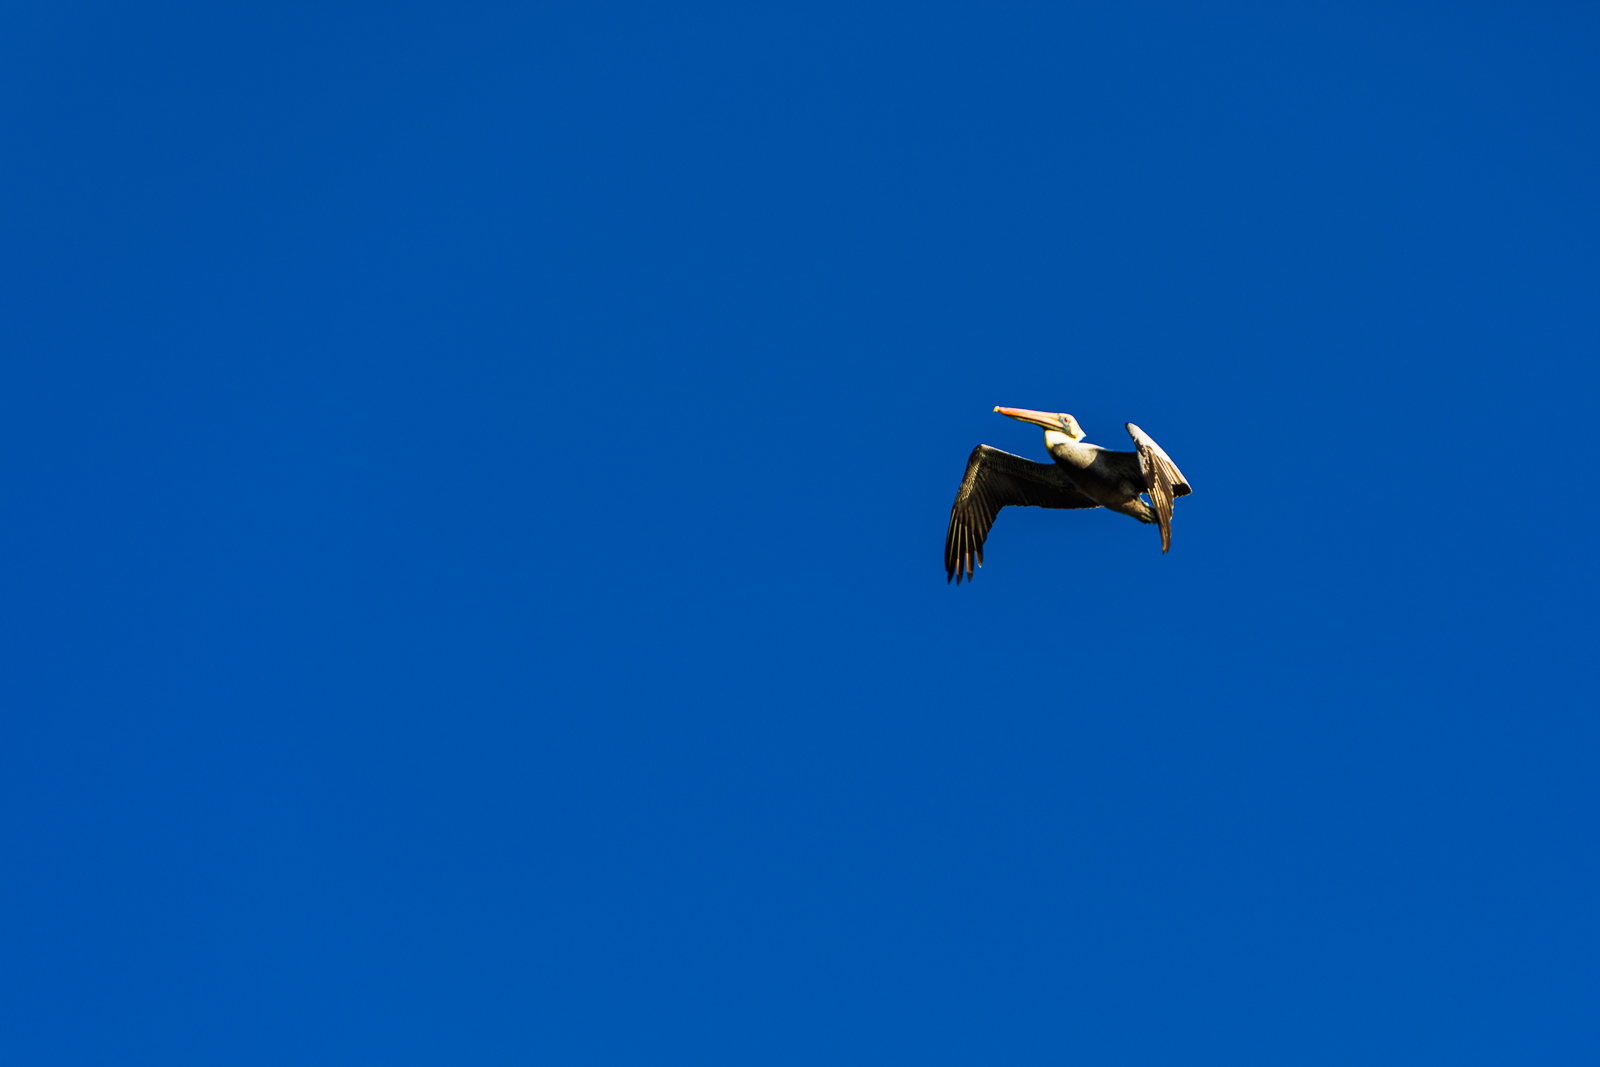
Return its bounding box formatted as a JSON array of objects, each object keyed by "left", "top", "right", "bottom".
[
  {"left": 944, "top": 445, "right": 1098, "bottom": 584},
  {"left": 1125, "top": 422, "right": 1190, "bottom": 553},
  {"left": 944, "top": 407, "right": 1193, "bottom": 582}
]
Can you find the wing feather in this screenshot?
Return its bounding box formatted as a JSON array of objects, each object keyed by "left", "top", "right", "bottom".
[
  {"left": 944, "top": 445, "right": 1099, "bottom": 583},
  {"left": 1124, "top": 423, "right": 1191, "bottom": 554}
]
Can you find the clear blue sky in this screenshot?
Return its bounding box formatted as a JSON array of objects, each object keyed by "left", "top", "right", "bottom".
[{"left": 3, "top": 3, "right": 1597, "bottom": 1063}]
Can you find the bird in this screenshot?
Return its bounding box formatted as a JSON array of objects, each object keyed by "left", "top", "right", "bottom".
[{"left": 945, "top": 406, "right": 1192, "bottom": 583}]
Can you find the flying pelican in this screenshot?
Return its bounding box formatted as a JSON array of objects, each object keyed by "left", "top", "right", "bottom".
[{"left": 945, "top": 406, "right": 1192, "bottom": 583}]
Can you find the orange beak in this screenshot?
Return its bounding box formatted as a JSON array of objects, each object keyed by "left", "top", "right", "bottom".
[{"left": 994, "top": 406, "right": 1071, "bottom": 431}]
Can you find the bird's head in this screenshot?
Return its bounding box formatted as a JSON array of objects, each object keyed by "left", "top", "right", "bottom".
[{"left": 994, "top": 406, "right": 1086, "bottom": 442}]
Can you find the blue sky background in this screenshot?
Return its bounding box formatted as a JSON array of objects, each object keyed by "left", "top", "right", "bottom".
[{"left": 2, "top": 3, "right": 1597, "bottom": 1063}]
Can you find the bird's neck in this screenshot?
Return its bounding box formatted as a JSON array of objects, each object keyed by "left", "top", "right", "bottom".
[
  {"left": 1043, "top": 429, "right": 1096, "bottom": 467},
  {"left": 1043, "top": 429, "right": 1089, "bottom": 449}
]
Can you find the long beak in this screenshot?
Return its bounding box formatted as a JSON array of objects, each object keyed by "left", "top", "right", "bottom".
[{"left": 994, "top": 406, "right": 1067, "bottom": 431}]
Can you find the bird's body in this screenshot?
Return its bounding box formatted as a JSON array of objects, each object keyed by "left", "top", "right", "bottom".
[{"left": 945, "top": 407, "right": 1192, "bottom": 583}]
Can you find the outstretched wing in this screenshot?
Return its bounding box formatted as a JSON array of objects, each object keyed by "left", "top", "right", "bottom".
[
  {"left": 945, "top": 445, "right": 1099, "bottom": 583},
  {"left": 1125, "top": 423, "right": 1192, "bottom": 554}
]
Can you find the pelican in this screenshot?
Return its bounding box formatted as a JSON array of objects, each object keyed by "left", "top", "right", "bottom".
[{"left": 945, "top": 406, "right": 1192, "bottom": 583}]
